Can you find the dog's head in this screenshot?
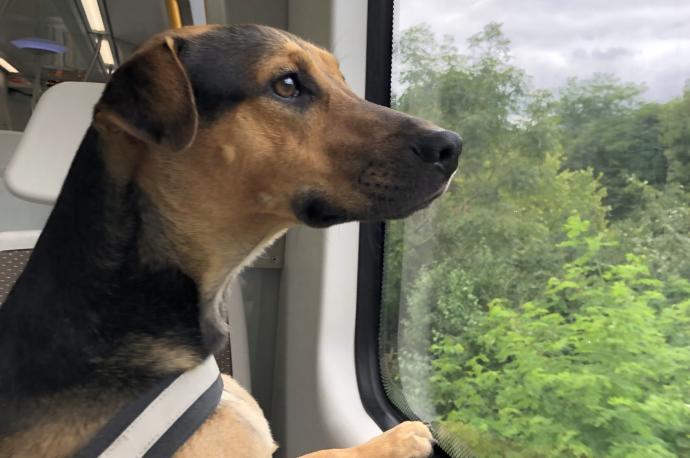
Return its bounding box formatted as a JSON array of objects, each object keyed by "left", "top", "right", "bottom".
[
  {"left": 91, "top": 24, "right": 462, "bottom": 348},
  {"left": 94, "top": 24, "right": 461, "bottom": 231},
  {"left": 90, "top": 23, "right": 461, "bottom": 326}
]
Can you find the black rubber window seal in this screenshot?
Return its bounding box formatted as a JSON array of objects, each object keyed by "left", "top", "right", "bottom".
[{"left": 355, "top": 1, "right": 451, "bottom": 456}]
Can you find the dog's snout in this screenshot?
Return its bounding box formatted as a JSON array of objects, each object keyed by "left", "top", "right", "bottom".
[{"left": 412, "top": 130, "right": 462, "bottom": 174}]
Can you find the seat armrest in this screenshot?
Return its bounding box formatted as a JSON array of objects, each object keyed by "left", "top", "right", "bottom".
[{"left": 0, "top": 230, "right": 41, "bottom": 251}]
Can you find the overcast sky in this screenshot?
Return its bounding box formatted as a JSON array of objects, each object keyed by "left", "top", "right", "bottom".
[{"left": 395, "top": 0, "right": 690, "bottom": 102}]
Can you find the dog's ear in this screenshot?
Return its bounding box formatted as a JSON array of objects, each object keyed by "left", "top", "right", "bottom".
[{"left": 94, "top": 36, "right": 197, "bottom": 153}]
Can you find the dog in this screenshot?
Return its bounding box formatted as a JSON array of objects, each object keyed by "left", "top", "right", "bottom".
[{"left": 0, "top": 24, "right": 461, "bottom": 457}]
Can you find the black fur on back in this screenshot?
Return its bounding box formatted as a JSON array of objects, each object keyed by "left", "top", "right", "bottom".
[{"left": 0, "top": 127, "right": 206, "bottom": 432}]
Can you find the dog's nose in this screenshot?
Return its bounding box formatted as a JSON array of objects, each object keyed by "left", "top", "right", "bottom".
[{"left": 412, "top": 130, "right": 462, "bottom": 175}]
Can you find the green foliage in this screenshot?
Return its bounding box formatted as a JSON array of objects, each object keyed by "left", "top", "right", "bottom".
[
  {"left": 395, "top": 22, "right": 529, "bottom": 160},
  {"left": 557, "top": 75, "right": 667, "bottom": 219},
  {"left": 615, "top": 183, "right": 690, "bottom": 283},
  {"left": 662, "top": 87, "right": 690, "bottom": 188},
  {"left": 381, "top": 21, "right": 690, "bottom": 458},
  {"left": 429, "top": 216, "right": 690, "bottom": 457}
]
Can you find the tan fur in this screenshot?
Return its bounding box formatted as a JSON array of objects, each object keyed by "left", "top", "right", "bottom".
[
  {"left": 175, "top": 375, "right": 277, "bottom": 457},
  {"left": 300, "top": 422, "right": 435, "bottom": 458}
]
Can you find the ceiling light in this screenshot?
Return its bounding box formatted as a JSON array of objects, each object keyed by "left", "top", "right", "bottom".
[
  {"left": 0, "top": 57, "right": 18, "bottom": 73},
  {"left": 79, "top": 0, "right": 106, "bottom": 33},
  {"left": 99, "top": 39, "right": 115, "bottom": 66}
]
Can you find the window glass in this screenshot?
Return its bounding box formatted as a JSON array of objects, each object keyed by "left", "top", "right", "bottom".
[
  {"left": 381, "top": 1, "right": 690, "bottom": 456},
  {"left": 0, "top": 0, "right": 175, "bottom": 131}
]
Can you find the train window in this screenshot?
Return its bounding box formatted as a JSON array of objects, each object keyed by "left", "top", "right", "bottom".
[{"left": 360, "top": 0, "right": 690, "bottom": 456}]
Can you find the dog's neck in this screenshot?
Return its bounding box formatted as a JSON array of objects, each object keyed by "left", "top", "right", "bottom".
[{"left": 0, "top": 127, "right": 278, "bottom": 431}]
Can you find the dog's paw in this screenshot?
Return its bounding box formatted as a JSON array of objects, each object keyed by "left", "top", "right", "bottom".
[{"left": 356, "top": 421, "right": 434, "bottom": 458}]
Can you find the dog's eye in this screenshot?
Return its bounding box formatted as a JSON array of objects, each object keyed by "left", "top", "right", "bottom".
[{"left": 273, "top": 74, "right": 300, "bottom": 98}]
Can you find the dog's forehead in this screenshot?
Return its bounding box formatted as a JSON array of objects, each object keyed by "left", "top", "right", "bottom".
[
  {"left": 179, "top": 25, "right": 287, "bottom": 75},
  {"left": 173, "top": 25, "right": 339, "bottom": 121},
  {"left": 255, "top": 38, "right": 342, "bottom": 82},
  {"left": 184, "top": 25, "right": 338, "bottom": 76}
]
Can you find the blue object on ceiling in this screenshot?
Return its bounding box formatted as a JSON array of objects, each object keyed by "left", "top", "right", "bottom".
[{"left": 11, "top": 38, "right": 68, "bottom": 54}]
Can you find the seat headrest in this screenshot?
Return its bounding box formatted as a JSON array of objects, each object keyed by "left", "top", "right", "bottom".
[{"left": 4, "top": 82, "right": 105, "bottom": 204}]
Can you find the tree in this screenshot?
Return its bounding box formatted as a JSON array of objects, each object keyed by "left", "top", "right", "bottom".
[
  {"left": 557, "top": 75, "right": 667, "bottom": 219},
  {"left": 661, "top": 86, "right": 690, "bottom": 188}
]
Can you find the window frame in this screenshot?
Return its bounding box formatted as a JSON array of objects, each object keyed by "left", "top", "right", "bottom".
[{"left": 355, "top": 2, "right": 451, "bottom": 456}]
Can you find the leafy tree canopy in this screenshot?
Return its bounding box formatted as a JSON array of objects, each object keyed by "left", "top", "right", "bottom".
[{"left": 382, "top": 22, "right": 690, "bottom": 458}]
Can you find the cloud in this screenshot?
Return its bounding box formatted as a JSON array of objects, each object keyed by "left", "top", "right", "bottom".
[
  {"left": 591, "top": 47, "right": 635, "bottom": 60},
  {"left": 395, "top": 0, "right": 690, "bottom": 101}
]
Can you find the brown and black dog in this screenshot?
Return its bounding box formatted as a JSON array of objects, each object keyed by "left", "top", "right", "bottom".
[{"left": 0, "top": 25, "right": 461, "bottom": 457}]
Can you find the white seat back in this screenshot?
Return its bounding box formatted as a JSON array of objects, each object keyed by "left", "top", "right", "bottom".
[{"left": 4, "top": 82, "right": 105, "bottom": 204}]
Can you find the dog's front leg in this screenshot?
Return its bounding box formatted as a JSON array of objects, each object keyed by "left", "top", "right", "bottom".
[{"left": 300, "top": 421, "right": 434, "bottom": 458}]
